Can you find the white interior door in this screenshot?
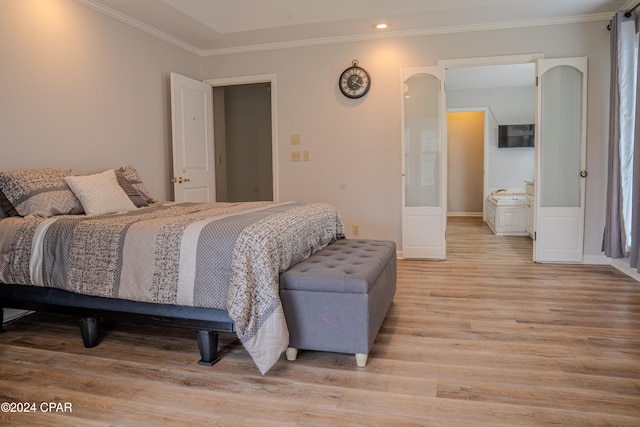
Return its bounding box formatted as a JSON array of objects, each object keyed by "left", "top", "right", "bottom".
[
  {"left": 534, "top": 57, "right": 587, "bottom": 262},
  {"left": 170, "top": 72, "right": 215, "bottom": 202},
  {"left": 401, "top": 66, "right": 447, "bottom": 259}
]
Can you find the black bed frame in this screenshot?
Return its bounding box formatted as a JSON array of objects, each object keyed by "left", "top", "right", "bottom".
[{"left": 0, "top": 284, "right": 236, "bottom": 366}]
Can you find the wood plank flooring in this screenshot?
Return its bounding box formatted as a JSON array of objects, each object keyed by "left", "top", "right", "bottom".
[{"left": 1, "top": 217, "right": 639, "bottom": 426}]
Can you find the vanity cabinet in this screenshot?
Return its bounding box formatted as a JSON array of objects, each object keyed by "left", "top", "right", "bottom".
[{"left": 486, "top": 196, "right": 527, "bottom": 236}]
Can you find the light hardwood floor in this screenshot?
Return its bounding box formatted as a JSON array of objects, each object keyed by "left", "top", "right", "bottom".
[{"left": 1, "top": 217, "right": 639, "bottom": 426}]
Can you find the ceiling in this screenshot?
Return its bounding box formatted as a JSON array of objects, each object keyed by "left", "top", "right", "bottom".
[{"left": 76, "top": 0, "right": 631, "bottom": 55}]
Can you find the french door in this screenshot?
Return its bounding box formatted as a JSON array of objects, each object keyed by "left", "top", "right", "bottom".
[
  {"left": 534, "top": 57, "right": 587, "bottom": 262},
  {"left": 401, "top": 66, "right": 447, "bottom": 259},
  {"left": 401, "top": 57, "right": 587, "bottom": 263}
]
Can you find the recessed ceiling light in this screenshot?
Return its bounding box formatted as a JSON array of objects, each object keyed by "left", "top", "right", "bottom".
[{"left": 374, "top": 23, "right": 390, "bottom": 30}]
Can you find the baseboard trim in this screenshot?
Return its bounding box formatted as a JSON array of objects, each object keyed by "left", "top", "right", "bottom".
[
  {"left": 611, "top": 258, "right": 640, "bottom": 282},
  {"left": 582, "top": 254, "right": 612, "bottom": 265},
  {"left": 447, "top": 212, "right": 483, "bottom": 217}
]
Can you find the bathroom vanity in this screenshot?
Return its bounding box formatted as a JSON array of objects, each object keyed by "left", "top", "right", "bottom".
[{"left": 485, "top": 191, "right": 528, "bottom": 236}]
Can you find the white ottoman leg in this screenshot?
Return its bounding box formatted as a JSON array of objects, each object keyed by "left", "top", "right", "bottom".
[
  {"left": 286, "top": 347, "right": 298, "bottom": 361},
  {"left": 355, "top": 353, "right": 368, "bottom": 367}
]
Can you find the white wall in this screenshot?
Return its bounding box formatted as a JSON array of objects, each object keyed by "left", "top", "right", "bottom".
[
  {"left": 0, "top": 0, "right": 201, "bottom": 201},
  {"left": 201, "top": 21, "right": 611, "bottom": 258}
]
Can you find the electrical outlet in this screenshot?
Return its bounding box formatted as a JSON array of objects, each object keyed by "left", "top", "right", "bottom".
[
  {"left": 352, "top": 224, "right": 360, "bottom": 236},
  {"left": 290, "top": 134, "right": 301, "bottom": 145},
  {"left": 291, "top": 151, "right": 301, "bottom": 161},
  {"left": 303, "top": 150, "right": 310, "bottom": 161}
]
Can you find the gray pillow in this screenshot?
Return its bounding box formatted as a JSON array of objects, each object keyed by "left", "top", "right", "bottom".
[
  {"left": 0, "top": 189, "right": 19, "bottom": 217},
  {"left": 0, "top": 168, "right": 83, "bottom": 217},
  {"left": 115, "top": 169, "right": 148, "bottom": 208},
  {"left": 118, "top": 165, "right": 155, "bottom": 204}
]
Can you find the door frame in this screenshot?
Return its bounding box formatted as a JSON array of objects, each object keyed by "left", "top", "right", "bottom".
[
  {"left": 203, "top": 74, "right": 279, "bottom": 202},
  {"left": 436, "top": 54, "right": 544, "bottom": 261}
]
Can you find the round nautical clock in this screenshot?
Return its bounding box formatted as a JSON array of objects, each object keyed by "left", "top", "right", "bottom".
[{"left": 339, "top": 60, "right": 371, "bottom": 99}]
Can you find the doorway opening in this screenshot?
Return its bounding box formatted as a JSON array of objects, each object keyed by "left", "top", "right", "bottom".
[
  {"left": 445, "top": 63, "right": 536, "bottom": 260},
  {"left": 213, "top": 83, "right": 273, "bottom": 202},
  {"left": 447, "top": 110, "right": 485, "bottom": 217},
  {"left": 205, "top": 74, "right": 279, "bottom": 202}
]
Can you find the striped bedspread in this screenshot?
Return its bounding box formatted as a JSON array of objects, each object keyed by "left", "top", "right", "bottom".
[{"left": 0, "top": 201, "right": 345, "bottom": 374}]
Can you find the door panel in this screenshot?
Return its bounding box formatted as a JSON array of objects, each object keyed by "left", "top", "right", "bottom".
[
  {"left": 404, "top": 214, "right": 444, "bottom": 250},
  {"left": 402, "top": 67, "right": 447, "bottom": 259},
  {"left": 537, "top": 209, "right": 582, "bottom": 251},
  {"left": 170, "top": 72, "right": 215, "bottom": 202},
  {"left": 534, "top": 58, "right": 587, "bottom": 262}
]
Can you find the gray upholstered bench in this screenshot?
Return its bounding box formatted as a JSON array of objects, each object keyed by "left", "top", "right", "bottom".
[{"left": 279, "top": 239, "right": 396, "bottom": 367}]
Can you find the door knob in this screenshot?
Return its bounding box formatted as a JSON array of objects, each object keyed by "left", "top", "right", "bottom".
[{"left": 170, "top": 176, "right": 191, "bottom": 184}]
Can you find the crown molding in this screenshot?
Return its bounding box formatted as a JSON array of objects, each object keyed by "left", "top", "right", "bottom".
[
  {"left": 200, "top": 12, "right": 613, "bottom": 56},
  {"left": 73, "top": 0, "right": 201, "bottom": 55},
  {"left": 74, "top": 1, "right": 613, "bottom": 58}
]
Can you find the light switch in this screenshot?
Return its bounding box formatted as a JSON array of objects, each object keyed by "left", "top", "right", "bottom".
[
  {"left": 290, "top": 134, "right": 301, "bottom": 145},
  {"left": 303, "top": 150, "right": 310, "bottom": 161},
  {"left": 291, "top": 151, "right": 301, "bottom": 161}
]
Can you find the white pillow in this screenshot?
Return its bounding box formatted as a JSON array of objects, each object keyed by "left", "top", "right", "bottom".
[{"left": 64, "top": 169, "right": 137, "bottom": 216}]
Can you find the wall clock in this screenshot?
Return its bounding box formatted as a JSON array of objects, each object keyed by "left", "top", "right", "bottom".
[{"left": 339, "top": 60, "right": 371, "bottom": 99}]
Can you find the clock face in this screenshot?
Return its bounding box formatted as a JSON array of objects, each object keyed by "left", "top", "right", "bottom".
[{"left": 339, "top": 66, "right": 371, "bottom": 99}]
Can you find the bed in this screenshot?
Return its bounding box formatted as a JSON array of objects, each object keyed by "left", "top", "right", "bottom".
[{"left": 0, "top": 166, "right": 345, "bottom": 374}]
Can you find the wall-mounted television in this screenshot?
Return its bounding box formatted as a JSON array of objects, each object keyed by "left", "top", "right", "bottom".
[{"left": 498, "top": 124, "right": 534, "bottom": 148}]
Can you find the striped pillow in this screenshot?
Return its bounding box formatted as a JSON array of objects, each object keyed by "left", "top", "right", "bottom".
[
  {"left": 115, "top": 169, "right": 148, "bottom": 208},
  {"left": 118, "top": 165, "right": 155, "bottom": 204},
  {"left": 0, "top": 189, "right": 19, "bottom": 217},
  {"left": 0, "top": 168, "right": 83, "bottom": 217}
]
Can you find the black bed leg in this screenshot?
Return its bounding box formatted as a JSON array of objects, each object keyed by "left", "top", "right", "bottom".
[
  {"left": 196, "top": 330, "right": 220, "bottom": 366},
  {"left": 0, "top": 309, "right": 5, "bottom": 334},
  {"left": 79, "top": 317, "right": 100, "bottom": 348}
]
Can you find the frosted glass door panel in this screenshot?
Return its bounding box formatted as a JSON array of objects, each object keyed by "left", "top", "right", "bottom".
[
  {"left": 534, "top": 57, "right": 587, "bottom": 263},
  {"left": 404, "top": 73, "right": 441, "bottom": 208},
  {"left": 540, "top": 66, "right": 583, "bottom": 208},
  {"left": 401, "top": 67, "right": 446, "bottom": 260}
]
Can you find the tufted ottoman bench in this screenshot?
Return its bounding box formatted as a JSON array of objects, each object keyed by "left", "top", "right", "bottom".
[{"left": 279, "top": 239, "right": 396, "bottom": 367}]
